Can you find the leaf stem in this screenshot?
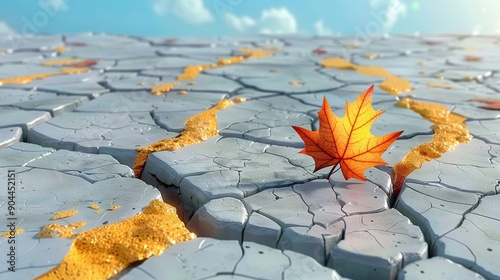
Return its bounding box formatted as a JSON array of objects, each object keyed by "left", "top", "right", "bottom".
[{"left": 326, "top": 163, "right": 340, "bottom": 180}]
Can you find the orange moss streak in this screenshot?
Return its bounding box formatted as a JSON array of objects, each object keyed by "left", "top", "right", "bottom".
[
  {"left": 41, "top": 58, "right": 97, "bottom": 67},
  {"left": 148, "top": 48, "right": 274, "bottom": 95},
  {"left": 0, "top": 67, "right": 90, "bottom": 86},
  {"left": 89, "top": 204, "right": 102, "bottom": 213},
  {"left": 54, "top": 45, "right": 67, "bottom": 53},
  {"left": 362, "top": 54, "right": 381, "bottom": 59},
  {"left": 151, "top": 82, "right": 180, "bottom": 95},
  {"left": 392, "top": 98, "right": 472, "bottom": 196},
  {"left": 261, "top": 46, "right": 282, "bottom": 51},
  {"left": 133, "top": 97, "right": 245, "bottom": 178},
  {"left": 320, "top": 57, "right": 413, "bottom": 95},
  {"left": 175, "top": 48, "right": 273, "bottom": 81},
  {"left": 52, "top": 210, "right": 78, "bottom": 220},
  {"left": 465, "top": 55, "right": 481, "bottom": 61},
  {"left": 38, "top": 222, "right": 86, "bottom": 238},
  {"left": 426, "top": 82, "right": 453, "bottom": 89},
  {"left": 108, "top": 205, "right": 121, "bottom": 211},
  {"left": 40, "top": 58, "right": 86, "bottom": 66},
  {"left": 36, "top": 199, "right": 196, "bottom": 280},
  {"left": 2, "top": 228, "right": 23, "bottom": 237},
  {"left": 290, "top": 81, "right": 305, "bottom": 86}
]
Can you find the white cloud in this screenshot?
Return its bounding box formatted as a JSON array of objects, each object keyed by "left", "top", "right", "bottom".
[
  {"left": 225, "top": 14, "right": 256, "bottom": 33},
  {"left": 369, "top": 0, "right": 407, "bottom": 32},
  {"left": 0, "top": 21, "right": 16, "bottom": 35},
  {"left": 153, "top": 0, "right": 213, "bottom": 24},
  {"left": 225, "top": 7, "right": 297, "bottom": 34},
  {"left": 314, "top": 19, "right": 333, "bottom": 36}
]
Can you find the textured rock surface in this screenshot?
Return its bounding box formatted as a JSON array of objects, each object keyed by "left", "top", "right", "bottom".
[
  {"left": 0, "top": 33, "right": 499, "bottom": 279},
  {"left": 0, "top": 143, "right": 161, "bottom": 278}
]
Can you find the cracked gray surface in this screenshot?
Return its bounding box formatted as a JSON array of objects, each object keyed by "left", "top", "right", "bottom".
[
  {"left": 0, "top": 143, "right": 161, "bottom": 278},
  {"left": 0, "top": 33, "right": 499, "bottom": 279}
]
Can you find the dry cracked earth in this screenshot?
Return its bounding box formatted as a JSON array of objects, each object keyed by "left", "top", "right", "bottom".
[{"left": 0, "top": 33, "right": 499, "bottom": 280}]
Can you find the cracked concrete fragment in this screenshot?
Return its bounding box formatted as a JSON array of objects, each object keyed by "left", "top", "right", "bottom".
[
  {"left": 278, "top": 223, "right": 344, "bottom": 265},
  {"left": 292, "top": 180, "right": 344, "bottom": 227},
  {"left": 121, "top": 238, "right": 242, "bottom": 280},
  {"left": 235, "top": 242, "right": 290, "bottom": 279},
  {"left": 283, "top": 249, "right": 346, "bottom": 280},
  {"left": 410, "top": 159, "right": 497, "bottom": 194},
  {"left": 0, "top": 109, "right": 51, "bottom": 136},
  {"left": 467, "top": 119, "right": 500, "bottom": 144},
  {"left": 243, "top": 187, "right": 312, "bottom": 228},
  {"left": 397, "top": 256, "right": 486, "bottom": 280},
  {"left": 329, "top": 209, "right": 427, "bottom": 280},
  {"left": 144, "top": 137, "right": 323, "bottom": 216},
  {"left": 434, "top": 195, "right": 500, "bottom": 280},
  {"left": 243, "top": 212, "right": 281, "bottom": 248},
  {"left": 28, "top": 112, "right": 176, "bottom": 167},
  {"left": 122, "top": 237, "right": 344, "bottom": 279},
  {"left": 395, "top": 181, "right": 480, "bottom": 246},
  {"left": 0, "top": 144, "right": 161, "bottom": 278},
  {"left": 181, "top": 171, "right": 245, "bottom": 219},
  {"left": 13, "top": 95, "right": 89, "bottom": 116},
  {"left": 331, "top": 178, "right": 389, "bottom": 215},
  {"left": 0, "top": 126, "right": 22, "bottom": 148},
  {"left": 0, "top": 142, "right": 54, "bottom": 167},
  {"left": 188, "top": 197, "right": 248, "bottom": 242}
]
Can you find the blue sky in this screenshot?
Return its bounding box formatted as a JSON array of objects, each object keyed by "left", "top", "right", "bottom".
[{"left": 0, "top": 0, "right": 499, "bottom": 37}]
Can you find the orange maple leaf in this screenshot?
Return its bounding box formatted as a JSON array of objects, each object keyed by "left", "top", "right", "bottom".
[{"left": 292, "top": 85, "right": 403, "bottom": 181}]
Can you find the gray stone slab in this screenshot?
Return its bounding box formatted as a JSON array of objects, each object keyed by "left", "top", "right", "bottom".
[
  {"left": 329, "top": 209, "right": 428, "bottom": 280},
  {"left": 155, "top": 45, "right": 236, "bottom": 58},
  {"left": 292, "top": 180, "right": 345, "bottom": 227},
  {"left": 0, "top": 144, "right": 161, "bottom": 278},
  {"left": 122, "top": 238, "right": 344, "bottom": 280},
  {"left": 452, "top": 102, "right": 500, "bottom": 120},
  {"left": 403, "top": 139, "right": 497, "bottom": 195},
  {"left": 175, "top": 74, "right": 243, "bottom": 93},
  {"left": 37, "top": 82, "right": 110, "bottom": 99},
  {"left": 278, "top": 223, "right": 344, "bottom": 264},
  {"left": 0, "top": 51, "right": 43, "bottom": 64},
  {"left": 0, "top": 109, "right": 51, "bottom": 136},
  {"left": 144, "top": 137, "right": 323, "bottom": 217},
  {"left": 114, "top": 56, "right": 212, "bottom": 71},
  {"left": 243, "top": 212, "right": 281, "bottom": 248},
  {"left": 188, "top": 197, "right": 248, "bottom": 242},
  {"left": 75, "top": 90, "right": 227, "bottom": 113},
  {"left": 0, "top": 89, "right": 58, "bottom": 105},
  {"left": 395, "top": 181, "right": 481, "bottom": 246},
  {"left": 434, "top": 195, "right": 500, "bottom": 280},
  {"left": 0, "top": 126, "right": 22, "bottom": 148},
  {"left": 28, "top": 112, "right": 176, "bottom": 167},
  {"left": 26, "top": 148, "right": 133, "bottom": 182},
  {"left": 218, "top": 100, "right": 314, "bottom": 147},
  {"left": 0, "top": 142, "right": 54, "bottom": 167},
  {"left": 12, "top": 95, "right": 89, "bottom": 116},
  {"left": 467, "top": 119, "right": 500, "bottom": 144},
  {"left": 397, "top": 257, "right": 487, "bottom": 280},
  {"left": 239, "top": 73, "right": 344, "bottom": 94},
  {"left": 330, "top": 178, "right": 389, "bottom": 215}
]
